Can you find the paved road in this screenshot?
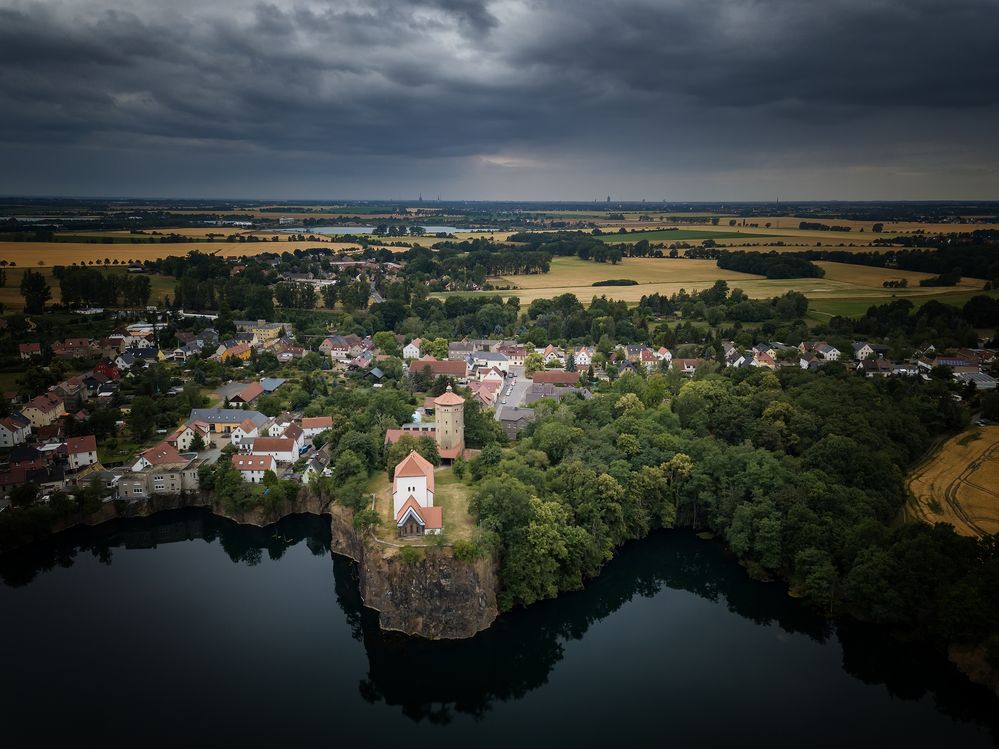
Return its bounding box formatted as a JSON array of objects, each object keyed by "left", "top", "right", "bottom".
[{"left": 495, "top": 366, "right": 530, "bottom": 421}]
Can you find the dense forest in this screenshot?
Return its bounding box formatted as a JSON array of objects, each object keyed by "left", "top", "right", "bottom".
[
  {"left": 468, "top": 366, "right": 999, "bottom": 658},
  {"left": 715, "top": 251, "right": 825, "bottom": 279}
]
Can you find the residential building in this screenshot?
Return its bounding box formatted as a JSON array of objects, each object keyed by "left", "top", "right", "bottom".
[
  {"left": 403, "top": 338, "right": 422, "bottom": 360},
  {"left": 22, "top": 393, "right": 64, "bottom": 428},
  {"left": 852, "top": 342, "right": 875, "bottom": 361},
  {"left": 300, "top": 416, "right": 333, "bottom": 438},
  {"left": 249, "top": 437, "right": 297, "bottom": 463},
  {"left": 407, "top": 356, "right": 468, "bottom": 379},
  {"left": 132, "top": 441, "right": 184, "bottom": 471},
  {"left": 0, "top": 413, "right": 31, "bottom": 448},
  {"left": 19, "top": 343, "right": 41, "bottom": 359},
  {"left": 531, "top": 370, "right": 581, "bottom": 386},
  {"left": 65, "top": 435, "right": 99, "bottom": 471},
  {"left": 232, "top": 455, "right": 276, "bottom": 483}
]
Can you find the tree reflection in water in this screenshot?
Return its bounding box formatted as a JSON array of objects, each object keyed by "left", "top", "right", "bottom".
[{"left": 1, "top": 510, "right": 996, "bottom": 741}]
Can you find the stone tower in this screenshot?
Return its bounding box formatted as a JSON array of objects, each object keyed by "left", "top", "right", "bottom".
[{"left": 433, "top": 385, "right": 465, "bottom": 455}]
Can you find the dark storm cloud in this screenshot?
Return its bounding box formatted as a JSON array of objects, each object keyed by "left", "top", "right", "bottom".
[{"left": 0, "top": 0, "right": 997, "bottom": 198}]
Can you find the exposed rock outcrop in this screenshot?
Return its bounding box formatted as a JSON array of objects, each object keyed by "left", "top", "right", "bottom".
[{"left": 328, "top": 504, "right": 499, "bottom": 639}]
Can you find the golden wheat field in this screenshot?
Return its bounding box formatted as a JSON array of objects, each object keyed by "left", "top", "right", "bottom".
[
  {"left": 0, "top": 241, "right": 386, "bottom": 266},
  {"left": 460, "top": 256, "right": 989, "bottom": 306},
  {"left": 904, "top": 426, "right": 999, "bottom": 537}
]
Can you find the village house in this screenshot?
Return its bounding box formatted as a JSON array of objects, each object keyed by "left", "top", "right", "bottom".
[
  {"left": 673, "top": 358, "right": 703, "bottom": 375},
  {"left": 470, "top": 350, "right": 510, "bottom": 373},
  {"left": 50, "top": 338, "right": 95, "bottom": 359},
  {"left": 300, "top": 416, "right": 334, "bottom": 438},
  {"left": 230, "top": 381, "right": 264, "bottom": 405},
  {"left": 131, "top": 441, "right": 185, "bottom": 472},
  {"left": 498, "top": 344, "right": 527, "bottom": 366},
  {"left": 230, "top": 418, "right": 260, "bottom": 446},
  {"left": 392, "top": 450, "right": 442, "bottom": 537},
  {"left": 800, "top": 341, "right": 841, "bottom": 361},
  {"left": 402, "top": 338, "right": 422, "bottom": 360},
  {"left": 573, "top": 346, "right": 594, "bottom": 367},
  {"left": 320, "top": 335, "right": 352, "bottom": 361},
  {"left": 65, "top": 435, "right": 99, "bottom": 472},
  {"left": 476, "top": 366, "right": 506, "bottom": 384},
  {"left": 19, "top": 343, "right": 42, "bottom": 359},
  {"left": 187, "top": 408, "right": 268, "bottom": 439},
  {"left": 167, "top": 422, "right": 212, "bottom": 451},
  {"left": 232, "top": 455, "right": 275, "bottom": 483},
  {"left": 118, "top": 458, "right": 201, "bottom": 500},
  {"left": 467, "top": 380, "right": 501, "bottom": 408},
  {"left": 539, "top": 344, "right": 564, "bottom": 365},
  {"left": 852, "top": 342, "right": 875, "bottom": 361},
  {"left": 531, "top": 369, "right": 581, "bottom": 387},
  {"left": 407, "top": 356, "right": 468, "bottom": 380},
  {"left": 249, "top": 436, "right": 297, "bottom": 463},
  {"left": 218, "top": 342, "right": 252, "bottom": 363},
  {"left": 22, "top": 393, "right": 64, "bottom": 428},
  {"left": 498, "top": 407, "right": 535, "bottom": 440},
  {"left": 0, "top": 413, "right": 31, "bottom": 447}
]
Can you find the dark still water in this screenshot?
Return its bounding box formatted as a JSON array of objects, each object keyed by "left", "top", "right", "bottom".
[{"left": 1, "top": 510, "right": 997, "bottom": 749}]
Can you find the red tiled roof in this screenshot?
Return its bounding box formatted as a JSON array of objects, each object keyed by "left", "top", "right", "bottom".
[
  {"left": 433, "top": 385, "right": 465, "bottom": 406},
  {"left": 140, "top": 441, "right": 183, "bottom": 465},
  {"left": 301, "top": 416, "right": 333, "bottom": 429},
  {"left": 251, "top": 437, "right": 294, "bottom": 453},
  {"left": 408, "top": 358, "right": 467, "bottom": 377},
  {"left": 236, "top": 381, "right": 264, "bottom": 402},
  {"left": 531, "top": 370, "right": 580, "bottom": 386},
  {"left": 66, "top": 435, "right": 97, "bottom": 454},
  {"left": 233, "top": 455, "right": 275, "bottom": 472},
  {"left": 394, "top": 450, "right": 435, "bottom": 491},
  {"left": 384, "top": 427, "right": 436, "bottom": 445},
  {"left": 237, "top": 418, "right": 258, "bottom": 433}
]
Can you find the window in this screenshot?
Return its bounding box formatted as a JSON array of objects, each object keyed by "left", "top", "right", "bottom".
[{"left": 133, "top": 488, "right": 143, "bottom": 494}]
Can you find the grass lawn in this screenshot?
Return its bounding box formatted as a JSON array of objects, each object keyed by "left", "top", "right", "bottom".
[
  {"left": 0, "top": 371, "right": 22, "bottom": 393},
  {"left": 370, "top": 466, "right": 476, "bottom": 544},
  {"left": 98, "top": 437, "right": 141, "bottom": 466}
]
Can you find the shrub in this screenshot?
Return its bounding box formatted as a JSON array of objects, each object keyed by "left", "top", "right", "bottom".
[
  {"left": 399, "top": 546, "right": 422, "bottom": 565},
  {"left": 352, "top": 508, "right": 380, "bottom": 533},
  {"left": 451, "top": 538, "right": 484, "bottom": 563}
]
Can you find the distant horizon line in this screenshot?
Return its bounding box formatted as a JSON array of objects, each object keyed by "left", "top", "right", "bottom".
[{"left": 3, "top": 195, "right": 999, "bottom": 206}]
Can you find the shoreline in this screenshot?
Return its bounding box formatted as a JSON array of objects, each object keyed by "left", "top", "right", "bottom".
[{"left": 2, "top": 492, "right": 996, "bottom": 696}]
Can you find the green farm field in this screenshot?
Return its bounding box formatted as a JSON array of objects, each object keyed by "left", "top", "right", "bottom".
[
  {"left": 443, "top": 256, "right": 992, "bottom": 313},
  {"left": 0, "top": 267, "right": 176, "bottom": 311}
]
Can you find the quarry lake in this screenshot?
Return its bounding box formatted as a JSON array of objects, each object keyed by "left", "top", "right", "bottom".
[{"left": 1, "top": 510, "right": 997, "bottom": 749}]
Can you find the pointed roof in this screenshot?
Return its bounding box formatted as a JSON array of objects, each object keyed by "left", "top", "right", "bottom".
[
  {"left": 237, "top": 418, "right": 258, "bottom": 433},
  {"left": 433, "top": 384, "right": 465, "bottom": 407},
  {"left": 140, "top": 441, "right": 183, "bottom": 465},
  {"left": 394, "top": 449, "right": 435, "bottom": 491},
  {"left": 395, "top": 495, "right": 426, "bottom": 524}
]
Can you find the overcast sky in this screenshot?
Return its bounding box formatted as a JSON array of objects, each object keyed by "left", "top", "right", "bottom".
[{"left": 1, "top": 0, "right": 998, "bottom": 200}]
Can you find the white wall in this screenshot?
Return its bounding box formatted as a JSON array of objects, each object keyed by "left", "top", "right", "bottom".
[{"left": 393, "top": 474, "right": 432, "bottom": 518}]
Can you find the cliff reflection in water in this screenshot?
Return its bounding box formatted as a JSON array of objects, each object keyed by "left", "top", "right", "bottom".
[
  {"left": 0, "top": 509, "right": 333, "bottom": 588},
  {"left": 356, "top": 533, "right": 999, "bottom": 739},
  {"left": 1, "top": 510, "right": 996, "bottom": 744}
]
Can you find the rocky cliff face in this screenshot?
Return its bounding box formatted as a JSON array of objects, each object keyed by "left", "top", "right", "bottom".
[
  {"left": 328, "top": 505, "right": 499, "bottom": 639},
  {"left": 4, "top": 489, "right": 499, "bottom": 640}
]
